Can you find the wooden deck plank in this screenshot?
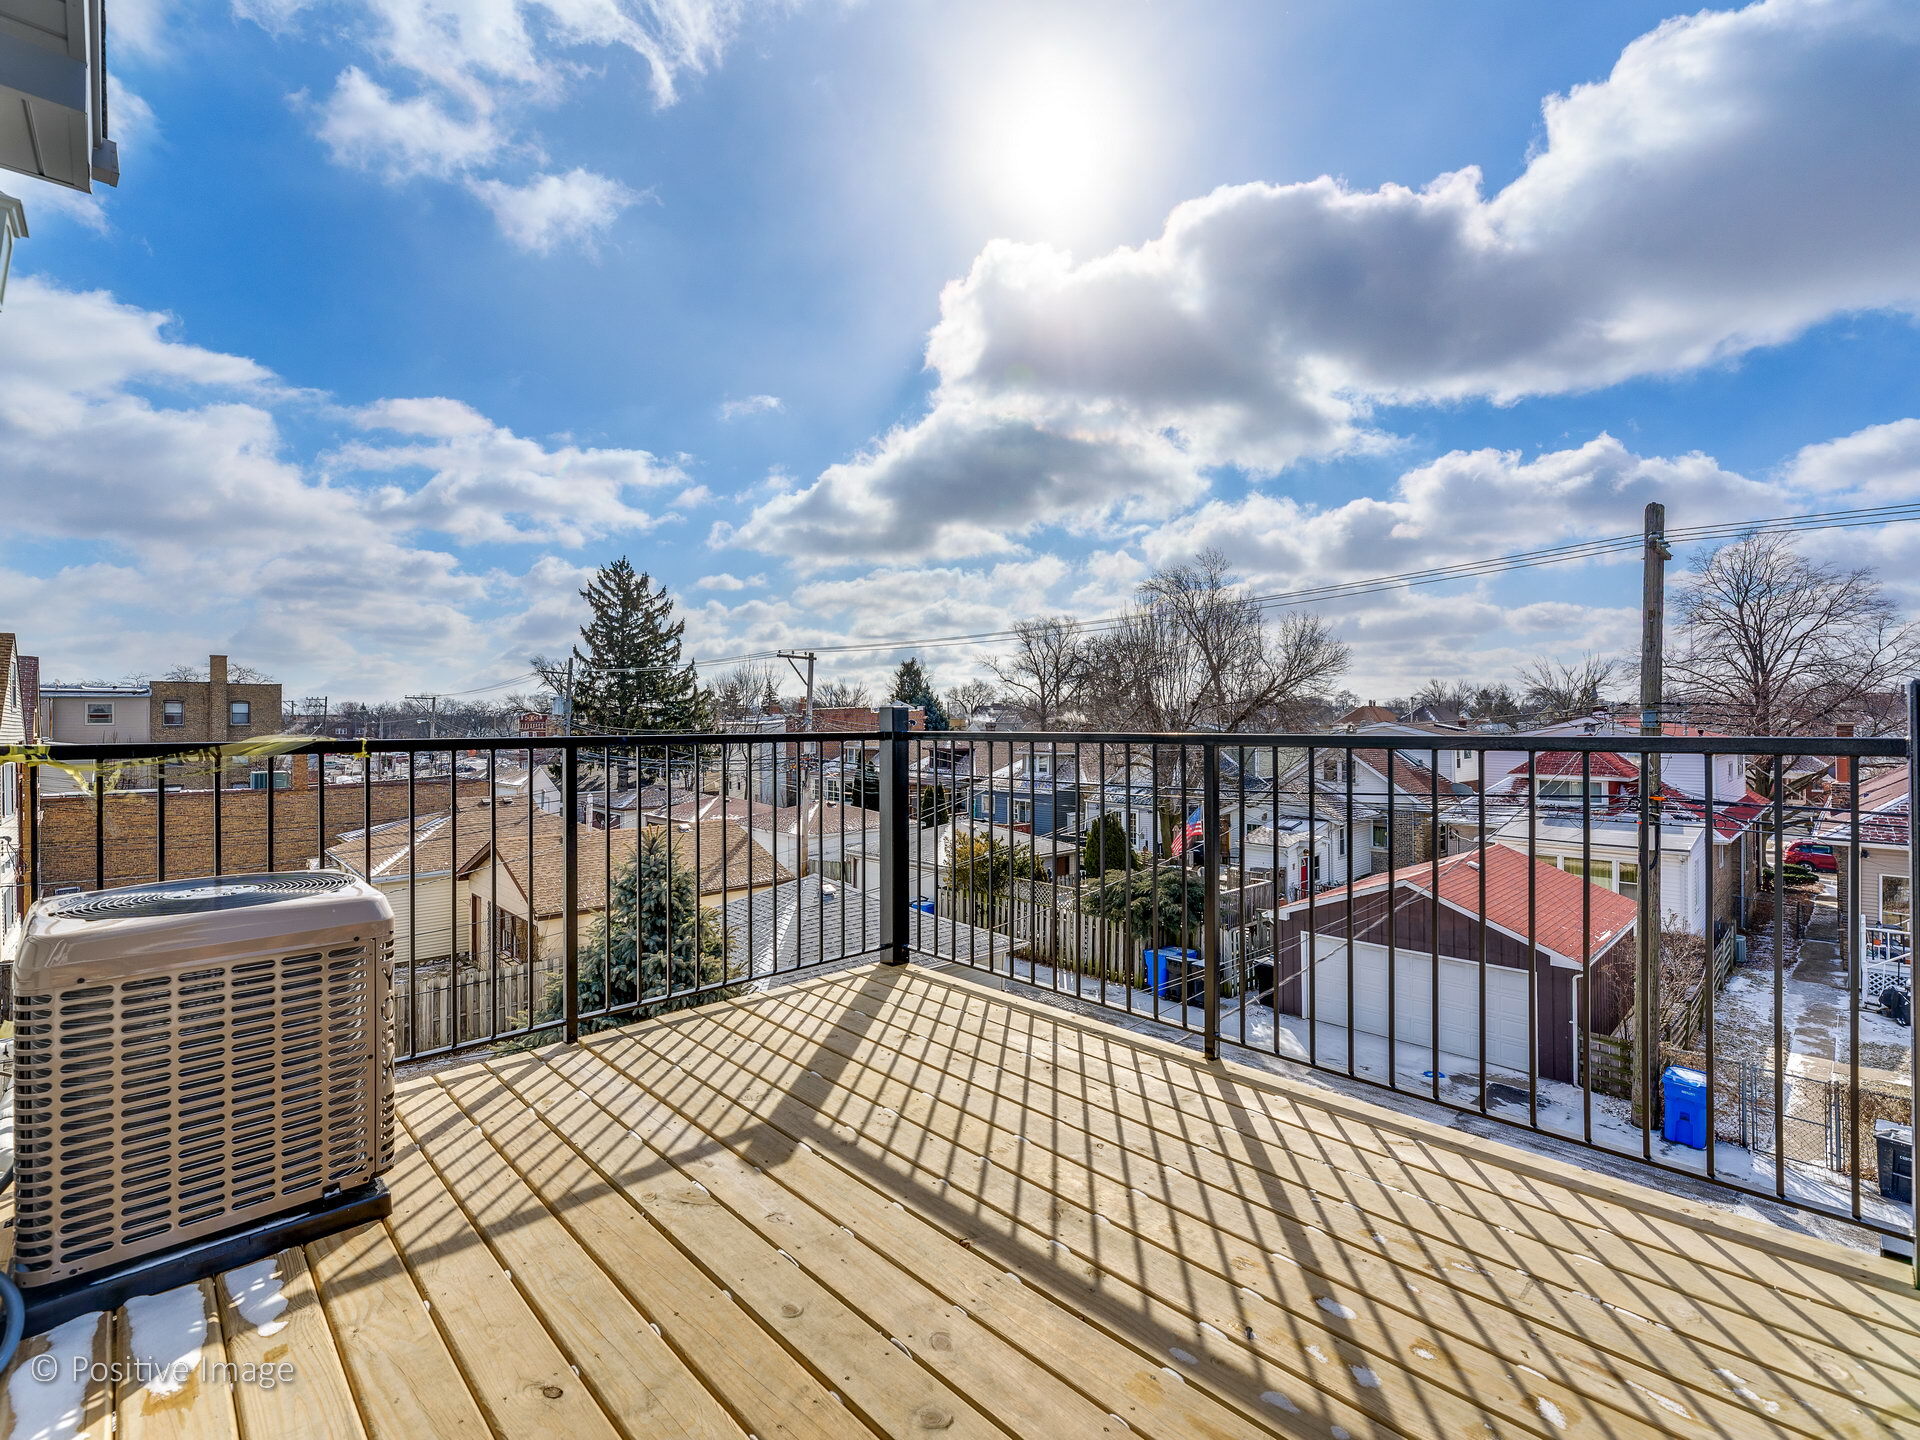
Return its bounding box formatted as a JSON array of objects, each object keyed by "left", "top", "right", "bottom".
[
  {"left": 849, "top": 966, "right": 1920, "bottom": 1359},
  {"left": 433, "top": 1063, "right": 876, "bottom": 1440},
  {"left": 895, "top": 965, "right": 1920, "bottom": 1313},
  {"left": 0, "top": 1310, "right": 113, "bottom": 1440},
  {"left": 400, "top": 1080, "right": 749, "bottom": 1440},
  {"left": 115, "top": 1280, "right": 238, "bottom": 1440},
  {"left": 486, "top": 1054, "right": 1011, "bottom": 1440},
  {"left": 303, "top": 1220, "right": 492, "bottom": 1439},
  {"left": 819, "top": 968, "right": 1920, "bottom": 1431},
  {"left": 21, "top": 960, "right": 1920, "bottom": 1440},
  {"left": 214, "top": 1248, "right": 366, "bottom": 1440},
  {"left": 800, "top": 969, "right": 1920, "bottom": 1397},
  {"left": 380, "top": 1134, "right": 627, "bottom": 1440},
  {"left": 616, "top": 987, "right": 1862, "bottom": 1440},
  {"left": 539, "top": 1045, "right": 1280, "bottom": 1440},
  {"left": 537, "top": 1042, "right": 1261, "bottom": 1440}
]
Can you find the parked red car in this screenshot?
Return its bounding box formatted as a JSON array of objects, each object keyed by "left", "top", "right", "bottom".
[{"left": 1784, "top": 840, "right": 1838, "bottom": 872}]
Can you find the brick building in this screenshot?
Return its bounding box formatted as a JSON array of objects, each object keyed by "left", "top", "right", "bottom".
[{"left": 146, "top": 654, "right": 282, "bottom": 744}]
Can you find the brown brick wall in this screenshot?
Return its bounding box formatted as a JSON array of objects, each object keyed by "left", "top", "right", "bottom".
[
  {"left": 148, "top": 681, "right": 283, "bottom": 741},
  {"left": 31, "top": 776, "right": 494, "bottom": 894}
]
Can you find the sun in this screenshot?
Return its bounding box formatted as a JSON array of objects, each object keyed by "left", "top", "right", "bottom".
[{"left": 961, "top": 42, "right": 1141, "bottom": 244}]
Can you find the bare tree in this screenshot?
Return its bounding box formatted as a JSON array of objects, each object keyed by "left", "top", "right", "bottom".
[
  {"left": 1082, "top": 551, "right": 1349, "bottom": 731},
  {"left": 943, "top": 678, "right": 1001, "bottom": 723},
  {"left": 987, "top": 617, "right": 1091, "bottom": 728},
  {"left": 708, "top": 662, "right": 785, "bottom": 719},
  {"left": 1667, "top": 533, "right": 1920, "bottom": 736},
  {"left": 152, "top": 661, "right": 276, "bottom": 683},
  {"left": 1515, "top": 652, "right": 1623, "bottom": 721},
  {"left": 814, "top": 678, "right": 872, "bottom": 708}
]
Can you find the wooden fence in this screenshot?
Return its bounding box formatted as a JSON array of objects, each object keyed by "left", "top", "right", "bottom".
[{"left": 393, "top": 955, "right": 563, "bottom": 1055}]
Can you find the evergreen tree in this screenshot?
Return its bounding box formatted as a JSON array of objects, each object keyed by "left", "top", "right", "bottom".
[
  {"left": 888, "top": 657, "right": 950, "bottom": 731},
  {"left": 566, "top": 559, "right": 704, "bottom": 733},
  {"left": 1081, "top": 812, "right": 1133, "bottom": 878},
  {"left": 916, "top": 783, "right": 957, "bottom": 829},
  {"left": 538, "top": 827, "right": 735, "bottom": 1031},
  {"left": 945, "top": 832, "right": 1046, "bottom": 894},
  {"left": 1084, "top": 867, "right": 1206, "bottom": 948}
]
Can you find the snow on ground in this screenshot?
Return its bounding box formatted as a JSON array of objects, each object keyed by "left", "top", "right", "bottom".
[{"left": 931, "top": 952, "right": 1911, "bottom": 1251}]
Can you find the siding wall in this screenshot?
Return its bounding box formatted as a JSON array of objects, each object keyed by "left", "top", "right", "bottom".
[{"left": 1273, "top": 887, "right": 1582, "bottom": 1083}]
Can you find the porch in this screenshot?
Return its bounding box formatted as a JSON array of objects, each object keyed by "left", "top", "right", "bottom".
[{"left": 10, "top": 963, "right": 1916, "bottom": 1439}]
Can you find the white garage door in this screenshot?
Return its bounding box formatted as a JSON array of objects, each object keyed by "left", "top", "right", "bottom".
[{"left": 1301, "top": 939, "right": 1533, "bottom": 1073}]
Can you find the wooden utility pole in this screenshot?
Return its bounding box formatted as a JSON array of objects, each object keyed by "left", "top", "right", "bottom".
[
  {"left": 1637, "top": 502, "right": 1671, "bottom": 1131},
  {"left": 777, "top": 650, "right": 817, "bottom": 730}
]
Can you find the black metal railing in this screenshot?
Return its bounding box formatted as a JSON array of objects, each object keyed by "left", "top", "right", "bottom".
[{"left": 13, "top": 697, "right": 1920, "bottom": 1251}]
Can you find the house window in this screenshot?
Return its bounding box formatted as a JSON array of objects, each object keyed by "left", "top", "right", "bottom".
[
  {"left": 1371, "top": 821, "right": 1388, "bottom": 849},
  {"left": 229, "top": 700, "right": 252, "bottom": 726},
  {"left": 85, "top": 702, "right": 113, "bottom": 725},
  {"left": 1538, "top": 778, "right": 1606, "bottom": 800},
  {"left": 1321, "top": 758, "right": 1341, "bottom": 782},
  {"left": 1882, "top": 875, "right": 1911, "bottom": 929},
  {"left": 1616, "top": 862, "right": 1640, "bottom": 902},
  {"left": 1012, "top": 798, "right": 1034, "bottom": 825},
  {"left": 162, "top": 699, "right": 185, "bottom": 726}
]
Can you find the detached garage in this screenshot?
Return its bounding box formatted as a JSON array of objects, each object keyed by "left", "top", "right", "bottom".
[{"left": 1270, "top": 843, "right": 1637, "bottom": 1085}]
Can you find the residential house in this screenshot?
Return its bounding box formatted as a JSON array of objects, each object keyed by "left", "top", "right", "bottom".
[
  {"left": 721, "top": 705, "right": 925, "bottom": 806},
  {"left": 968, "top": 746, "right": 1085, "bottom": 836},
  {"left": 460, "top": 819, "right": 792, "bottom": 970},
  {"left": 1819, "top": 762, "right": 1910, "bottom": 961},
  {"left": 1271, "top": 843, "right": 1637, "bottom": 1084},
  {"left": 1460, "top": 748, "right": 1764, "bottom": 934},
  {"left": 1350, "top": 720, "right": 1484, "bottom": 789},
  {"left": 36, "top": 654, "right": 283, "bottom": 793},
  {"left": 1337, "top": 703, "right": 1399, "bottom": 727},
  {"left": 1263, "top": 747, "right": 1462, "bottom": 877},
  {"left": 320, "top": 796, "right": 531, "bottom": 969}
]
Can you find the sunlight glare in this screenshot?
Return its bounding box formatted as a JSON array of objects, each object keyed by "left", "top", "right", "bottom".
[{"left": 964, "top": 43, "right": 1140, "bottom": 242}]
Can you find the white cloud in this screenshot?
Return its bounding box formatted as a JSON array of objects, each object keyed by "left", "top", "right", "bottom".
[
  {"left": 252, "top": 1, "right": 797, "bottom": 246},
  {"left": 314, "top": 67, "right": 504, "bottom": 179},
  {"left": 333, "top": 395, "right": 684, "bottom": 544},
  {"left": 717, "top": 393, "right": 784, "bottom": 421},
  {"left": 695, "top": 572, "right": 765, "bottom": 590},
  {"left": 1785, "top": 419, "right": 1920, "bottom": 500},
  {"left": 0, "top": 280, "right": 671, "bottom": 689},
  {"left": 738, "top": 0, "right": 1920, "bottom": 562},
  {"left": 468, "top": 168, "right": 642, "bottom": 253}
]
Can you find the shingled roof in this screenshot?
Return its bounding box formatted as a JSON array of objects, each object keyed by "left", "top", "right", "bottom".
[{"left": 1274, "top": 842, "right": 1636, "bottom": 964}]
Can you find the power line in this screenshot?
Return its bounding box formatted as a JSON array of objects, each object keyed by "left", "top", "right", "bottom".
[{"left": 685, "top": 499, "right": 1920, "bottom": 667}]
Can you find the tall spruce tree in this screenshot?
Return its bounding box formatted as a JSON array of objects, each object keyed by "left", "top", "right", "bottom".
[
  {"left": 888, "top": 656, "right": 949, "bottom": 730},
  {"left": 1081, "top": 812, "right": 1133, "bottom": 878},
  {"left": 567, "top": 559, "right": 705, "bottom": 732},
  {"left": 538, "top": 827, "right": 735, "bottom": 1031}
]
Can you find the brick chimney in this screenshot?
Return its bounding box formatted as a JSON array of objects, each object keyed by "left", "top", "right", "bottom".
[
  {"left": 1834, "top": 722, "right": 1854, "bottom": 786},
  {"left": 208, "top": 654, "right": 229, "bottom": 737}
]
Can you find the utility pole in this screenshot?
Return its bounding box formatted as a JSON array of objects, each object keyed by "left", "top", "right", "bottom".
[
  {"left": 776, "top": 650, "right": 817, "bottom": 730},
  {"left": 1637, "top": 501, "right": 1671, "bottom": 1132},
  {"left": 405, "top": 694, "right": 441, "bottom": 740},
  {"left": 560, "top": 657, "right": 575, "bottom": 737}
]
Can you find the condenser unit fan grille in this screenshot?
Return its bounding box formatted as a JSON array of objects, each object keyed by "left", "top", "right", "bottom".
[
  {"left": 44, "top": 872, "right": 357, "bottom": 922},
  {"left": 12, "top": 939, "right": 386, "bottom": 1282}
]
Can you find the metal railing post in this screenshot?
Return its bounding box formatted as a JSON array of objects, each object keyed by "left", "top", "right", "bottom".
[
  {"left": 879, "top": 704, "right": 911, "bottom": 965},
  {"left": 1202, "top": 741, "right": 1222, "bottom": 1061},
  {"left": 1907, "top": 679, "right": 1919, "bottom": 1286},
  {"left": 562, "top": 742, "right": 580, "bottom": 1043}
]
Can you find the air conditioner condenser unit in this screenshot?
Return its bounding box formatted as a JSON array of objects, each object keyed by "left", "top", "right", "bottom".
[{"left": 10, "top": 871, "right": 395, "bottom": 1332}]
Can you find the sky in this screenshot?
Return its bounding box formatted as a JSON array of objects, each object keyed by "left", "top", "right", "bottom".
[{"left": 4, "top": 0, "right": 1920, "bottom": 706}]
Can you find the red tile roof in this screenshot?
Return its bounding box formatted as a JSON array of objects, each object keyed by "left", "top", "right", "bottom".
[
  {"left": 1504, "top": 751, "right": 1640, "bottom": 780},
  {"left": 1281, "top": 843, "right": 1636, "bottom": 962}
]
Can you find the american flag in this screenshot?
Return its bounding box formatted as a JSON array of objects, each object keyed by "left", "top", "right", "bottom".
[{"left": 1168, "top": 805, "right": 1206, "bottom": 857}]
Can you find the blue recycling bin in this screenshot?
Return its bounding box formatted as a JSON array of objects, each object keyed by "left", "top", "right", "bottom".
[
  {"left": 1661, "top": 1066, "right": 1709, "bottom": 1149},
  {"left": 1142, "top": 947, "right": 1202, "bottom": 1002}
]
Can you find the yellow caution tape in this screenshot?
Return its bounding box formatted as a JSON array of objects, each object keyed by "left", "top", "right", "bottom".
[{"left": 0, "top": 734, "right": 324, "bottom": 793}]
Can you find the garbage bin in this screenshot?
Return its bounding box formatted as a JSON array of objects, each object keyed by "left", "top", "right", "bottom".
[
  {"left": 1661, "top": 1066, "right": 1709, "bottom": 1149},
  {"left": 1142, "top": 948, "right": 1203, "bottom": 1004},
  {"left": 1877, "top": 1121, "right": 1914, "bottom": 1204}
]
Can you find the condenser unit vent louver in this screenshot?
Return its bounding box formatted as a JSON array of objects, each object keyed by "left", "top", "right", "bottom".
[{"left": 11, "top": 872, "right": 395, "bottom": 1297}]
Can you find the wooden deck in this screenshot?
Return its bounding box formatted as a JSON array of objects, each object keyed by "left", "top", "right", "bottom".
[{"left": 6, "top": 961, "right": 1920, "bottom": 1439}]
